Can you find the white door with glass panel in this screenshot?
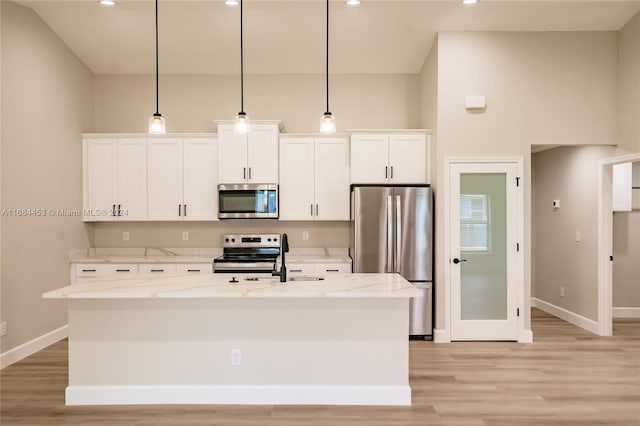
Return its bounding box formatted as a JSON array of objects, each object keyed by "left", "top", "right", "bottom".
[{"left": 450, "top": 163, "right": 520, "bottom": 341}]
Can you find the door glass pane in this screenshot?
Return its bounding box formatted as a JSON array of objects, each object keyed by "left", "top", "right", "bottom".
[{"left": 460, "top": 173, "right": 507, "bottom": 320}]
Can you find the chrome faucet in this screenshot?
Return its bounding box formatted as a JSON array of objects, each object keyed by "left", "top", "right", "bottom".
[{"left": 272, "top": 233, "right": 289, "bottom": 283}]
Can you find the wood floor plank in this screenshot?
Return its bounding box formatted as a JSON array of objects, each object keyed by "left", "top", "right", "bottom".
[{"left": 1, "top": 308, "right": 639, "bottom": 425}]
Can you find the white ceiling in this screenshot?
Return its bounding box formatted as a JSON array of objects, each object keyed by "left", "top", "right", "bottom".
[{"left": 15, "top": 0, "right": 640, "bottom": 75}]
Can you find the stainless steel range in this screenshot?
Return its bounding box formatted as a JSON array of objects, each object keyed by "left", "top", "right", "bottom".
[{"left": 213, "top": 234, "right": 281, "bottom": 274}]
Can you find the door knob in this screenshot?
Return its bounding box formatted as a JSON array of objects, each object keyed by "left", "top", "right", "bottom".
[{"left": 452, "top": 258, "right": 467, "bottom": 264}]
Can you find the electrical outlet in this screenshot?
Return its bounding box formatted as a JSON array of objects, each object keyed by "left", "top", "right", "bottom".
[
  {"left": 302, "top": 231, "right": 309, "bottom": 241},
  {"left": 231, "top": 349, "right": 242, "bottom": 366},
  {"left": 122, "top": 232, "right": 129, "bottom": 241},
  {"left": 560, "top": 287, "right": 565, "bottom": 298},
  {"left": 182, "top": 231, "right": 189, "bottom": 241},
  {"left": 1, "top": 322, "right": 7, "bottom": 337}
]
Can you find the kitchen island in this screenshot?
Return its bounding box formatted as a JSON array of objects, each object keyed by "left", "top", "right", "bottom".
[{"left": 44, "top": 273, "right": 419, "bottom": 406}]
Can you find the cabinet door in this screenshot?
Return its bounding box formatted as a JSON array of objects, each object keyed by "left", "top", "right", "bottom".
[
  {"left": 183, "top": 138, "right": 218, "bottom": 221},
  {"left": 217, "top": 127, "right": 248, "bottom": 183},
  {"left": 350, "top": 134, "right": 389, "bottom": 183},
  {"left": 247, "top": 125, "right": 279, "bottom": 183},
  {"left": 148, "top": 139, "right": 183, "bottom": 220},
  {"left": 116, "top": 139, "right": 147, "bottom": 220},
  {"left": 84, "top": 139, "right": 118, "bottom": 221},
  {"left": 279, "top": 138, "right": 315, "bottom": 220},
  {"left": 388, "top": 134, "right": 426, "bottom": 184},
  {"left": 315, "top": 137, "right": 350, "bottom": 220}
]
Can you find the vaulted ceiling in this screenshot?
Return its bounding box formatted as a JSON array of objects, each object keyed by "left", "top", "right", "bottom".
[{"left": 14, "top": 0, "right": 640, "bottom": 75}]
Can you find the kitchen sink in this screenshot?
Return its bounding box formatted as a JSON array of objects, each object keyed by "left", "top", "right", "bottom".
[{"left": 288, "top": 276, "right": 325, "bottom": 281}]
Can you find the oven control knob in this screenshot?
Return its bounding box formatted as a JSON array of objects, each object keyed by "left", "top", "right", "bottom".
[
  {"left": 225, "top": 238, "right": 229, "bottom": 243},
  {"left": 231, "top": 238, "right": 236, "bottom": 243},
  {"left": 267, "top": 238, "right": 271, "bottom": 242},
  {"left": 274, "top": 237, "right": 278, "bottom": 242}
]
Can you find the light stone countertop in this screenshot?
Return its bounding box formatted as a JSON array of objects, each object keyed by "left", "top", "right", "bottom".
[
  {"left": 69, "top": 247, "right": 352, "bottom": 264},
  {"left": 43, "top": 273, "right": 417, "bottom": 299}
]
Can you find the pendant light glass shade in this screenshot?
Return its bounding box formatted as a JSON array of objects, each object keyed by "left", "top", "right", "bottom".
[
  {"left": 320, "top": 112, "right": 336, "bottom": 134},
  {"left": 320, "top": 0, "right": 336, "bottom": 133},
  {"left": 234, "top": 112, "right": 250, "bottom": 133},
  {"left": 149, "top": 113, "right": 166, "bottom": 134}
]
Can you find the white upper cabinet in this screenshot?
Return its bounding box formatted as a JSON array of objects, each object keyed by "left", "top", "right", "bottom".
[
  {"left": 148, "top": 137, "right": 218, "bottom": 221},
  {"left": 217, "top": 122, "right": 279, "bottom": 184},
  {"left": 279, "top": 135, "right": 350, "bottom": 221},
  {"left": 350, "top": 131, "right": 429, "bottom": 184},
  {"left": 83, "top": 138, "right": 147, "bottom": 221}
]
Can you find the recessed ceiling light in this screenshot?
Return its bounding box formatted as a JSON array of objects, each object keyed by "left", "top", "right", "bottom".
[
  {"left": 462, "top": 0, "right": 478, "bottom": 4},
  {"left": 346, "top": 0, "right": 361, "bottom": 5},
  {"left": 225, "top": 0, "right": 239, "bottom": 5},
  {"left": 98, "top": 0, "right": 116, "bottom": 6}
]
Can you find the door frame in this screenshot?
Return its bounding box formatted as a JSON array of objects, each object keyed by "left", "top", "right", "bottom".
[
  {"left": 442, "top": 157, "right": 528, "bottom": 342},
  {"left": 597, "top": 152, "right": 640, "bottom": 336}
]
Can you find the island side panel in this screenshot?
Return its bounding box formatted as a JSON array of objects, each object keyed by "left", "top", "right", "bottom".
[{"left": 67, "top": 298, "right": 411, "bottom": 405}]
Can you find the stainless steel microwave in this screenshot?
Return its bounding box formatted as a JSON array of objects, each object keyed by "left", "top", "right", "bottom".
[{"left": 218, "top": 184, "right": 278, "bottom": 219}]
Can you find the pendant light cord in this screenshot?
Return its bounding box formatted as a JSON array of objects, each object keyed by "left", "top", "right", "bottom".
[
  {"left": 155, "top": 0, "right": 159, "bottom": 115},
  {"left": 240, "top": 0, "right": 245, "bottom": 113},
  {"left": 325, "top": 0, "right": 329, "bottom": 114}
]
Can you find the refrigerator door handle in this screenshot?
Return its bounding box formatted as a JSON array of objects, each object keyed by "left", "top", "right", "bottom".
[
  {"left": 396, "top": 195, "right": 402, "bottom": 274},
  {"left": 387, "top": 195, "right": 393, "bottom": 273}
]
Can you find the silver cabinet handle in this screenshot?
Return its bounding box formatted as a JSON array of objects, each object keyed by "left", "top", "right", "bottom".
[
  {"left": 112, "top": 204, "right": 116, "bottom": 216},
  {"left": 184, "top": 204, "right": 187, "bottom": 217},
  {"left": 396, "top": 195, "right": 401, "bottom": 273},
  {"left": 116, "top": 269, "right": 130, "bottom": 272},
  {"left": 243, "top": 167, "right": 246, "bottom": 179},
  {"left": 150, "top": 269, "right": 164, "bottom": 272},
  {"left": 290, "top": 269, "right": 303, "bottom": 273},
  {"left": 325, "top": 269, "right": 339, "bottom": 272},
  {"left": 310, "top": 204, "right": 314, "bottom": 216},
  {"left": 387, "top": 195, "right": 393, "bottom": 273},
  {"left": 385, "top": 166, "right": 388, "bottom": 179},
  {"left": 82, "top": 269, "right": 96, "bottom": 272},
  {"left": 316, "top": 204, "right": 319, "bottom": 216},
  {"left": 249, "top": 167, "right": 252, "bottom": 180},
  {"left": 390, "top": 166, "right": 394, "bottom": 179},
  {"left": 187, "top": 269, "right": 200, "bottom": 272},
  {"left": 178, "top": 204, "right": 182, "bottom": 216},
  {"left": 117, "top": 204, "right": 122, "bottom": 216}
]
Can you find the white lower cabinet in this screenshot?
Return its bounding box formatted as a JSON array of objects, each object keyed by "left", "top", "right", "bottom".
[
  {"left": 176, "top": 263, "right": 213, "bottom": 274},
  {"left": 75, "top": 264, "right": 138, "bottom": 277},
  {"left": 138, "top": 264, "right": 178, "bottom": 274},
  {"left": 287, "top": 262, "right": 351, "bottom": 275}
]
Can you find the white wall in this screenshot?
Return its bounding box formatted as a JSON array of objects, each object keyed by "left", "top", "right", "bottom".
[
  {"left": 434, "top": 31, "right": 618, "bottom": 332},
  {"left": 617, "top": 12, "right": 640, "bottom": 153},
  {"left": 532, "top": 146, "right": 616, "bottom": 321},
  {"left": 1, "top": 2, "right": 94, "bottom": 352}
]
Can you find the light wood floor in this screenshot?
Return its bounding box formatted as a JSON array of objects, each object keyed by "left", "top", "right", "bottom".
[{"left": 1, "top": 308, "right": 639, "bottom": 425}]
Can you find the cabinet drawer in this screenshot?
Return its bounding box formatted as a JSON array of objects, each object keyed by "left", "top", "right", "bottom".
[
  {"left": 287, "top": 263, "right": 315, "bottom": 275},
  {"left": 314, "top": 263, "right": 352, "bottom": 274},
  {"left": 76, "top": 264, "right": 138, "bottom": 277},
  {"left": 139, "top": 264, "right": 177, "bottom": 274},
  {"left": 175, "top": 263, "right": 212, "bottom": 274}
]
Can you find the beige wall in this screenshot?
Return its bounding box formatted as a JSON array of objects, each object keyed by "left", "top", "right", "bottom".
[
  {"left": 419, "top": 38, "right": 438, "bottom": 191},
  {"left": 1, "top": 2, "right": 94, "bottom": 352},
  {"left": 617, "top": 12, "right": 640, "bottom": 154},
  {"left": 94, "top": 73, "right": 420, "bottom": 134},
  {"left": 532, "top": 146, "right": 616, "bottom": 321},
  {"left": 612, "top": 161, "right": 640, "bottom": 309},
  {"left": 435, "top": 31, "right": 618, "bottom": 331}
]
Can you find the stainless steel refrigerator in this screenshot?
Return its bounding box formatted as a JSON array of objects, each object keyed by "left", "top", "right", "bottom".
[{"left": 350, "top": 185, "right": 433, "bottom": 338}]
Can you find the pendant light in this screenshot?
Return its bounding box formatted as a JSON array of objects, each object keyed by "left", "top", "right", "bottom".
[
  {"left": 320, "top": 0, "right": 336, "bottom": 134},
  {"left": 234, "top": 0, "right": 250, "bottom": 133},
  {"left": 148, "top": 0, "right": 166, "bottom": 134}
]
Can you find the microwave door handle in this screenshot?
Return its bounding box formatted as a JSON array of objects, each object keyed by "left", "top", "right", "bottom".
[
  {"left": 396, "top": 195, "right": 401, "bottom": 274},
  {"left": 387, "top": 195, "right": 393, "bottom": 273},
  {"left": 264, "top": 191, "right": 268, "bottom": 213}
]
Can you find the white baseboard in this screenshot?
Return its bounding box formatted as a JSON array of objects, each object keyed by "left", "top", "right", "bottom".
[
  {"left": 531, "top": 298, "right": 599, "bottom": 334},
  {"left": 613, "top": 307, "right": 640, "bottom": 318},
  {"left": 433, "top": 328, "right": 450, "bottom": 343},
  {"left": 1, "top": 325, "right": 68, "bottom": 369},
  {"left": 66, "top": 384, "right": 412, "bottom": 406}
]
